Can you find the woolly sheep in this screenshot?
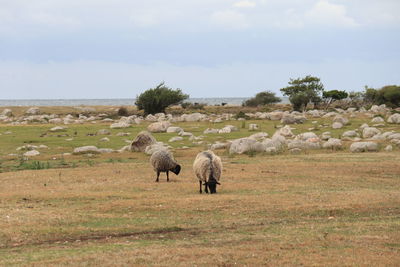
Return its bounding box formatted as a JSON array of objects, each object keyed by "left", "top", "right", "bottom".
[
  {"left": 150, "top": 149, "right": 181, "bottom": 182},
  {"left": 193, "top": 150, "right": 222, "bottom": 194}
]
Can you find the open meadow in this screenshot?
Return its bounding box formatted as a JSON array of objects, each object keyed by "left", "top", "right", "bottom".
[{"left": 0, "top": 106, "right": 399, "bottom": 266}]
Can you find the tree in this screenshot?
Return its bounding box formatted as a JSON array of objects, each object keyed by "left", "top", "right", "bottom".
[
  {"left": 135, "top": 82, "right": 189, "bottom": 115},
  {"left": 243, "top": 91, "right": 281, "bottom": 107},
  {"left": 322, "top": 90, "right": 349, "bottom": 109},
  {"left": 280, "top": 75, "right": 324, "bottom": 111},
  {"left": 363, "top": 85, "right": 400, "bottom": 107}
]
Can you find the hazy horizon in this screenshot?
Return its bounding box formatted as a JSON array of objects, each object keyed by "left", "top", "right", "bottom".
[{"left": 1, "top": 0, "right": 399, "bottom": 99}]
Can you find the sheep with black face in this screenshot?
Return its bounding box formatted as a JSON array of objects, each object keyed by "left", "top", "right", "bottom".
[
  {"left": 150, "top": 149, "right": 181, "bottom": 182},
  {"left": 193, "top": 150, "right": 222, "bottom": 194}
]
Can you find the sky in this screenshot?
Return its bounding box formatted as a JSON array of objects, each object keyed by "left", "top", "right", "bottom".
[{"left": 0, "top": 0, "right": 399, "bottom": 99}]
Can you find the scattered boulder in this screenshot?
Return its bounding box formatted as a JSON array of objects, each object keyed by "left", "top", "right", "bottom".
[
  {"left": 384, "top": 145, "right": 393, "bottom": 152},
  {"left": 130, "top": 131, "right": 156, "bottom": 152},
  {"left": 350, "top": 142, "right": 378, "bottom": 153},
  {"left": 73, "top": 146, "right": 100, "bottom": 154},
  {"left": 333, "top": 115, "right": 349, "bottom": 125},
  {"left": 49, "top": 126, "right": 67, "bottom": 132},
  {"left": 166, "top": 126, "right": 183, "bottom": 133},
  {"left": 210, "top": 142, "right": 229, "bottom": 150},
  {"left": 322, "top": 138, "right": 342, "bottom": 150},
  {"left": 116, "top": 132, "right": 130, "bottom": 136},
  {"left": 249, "top": 132, "right": 269, "bottom": 140},
  {"left": 275, "top": 125, "right": 294, "bottom": 138},
  {"left": 147, "top": 121, "right": 171, "bottom": 133},
  {"left": 281, "top": 114, "right": 306, "bottom": 124},
  {"left": 181, "top": 113, "right": 206, "bottom": 122},
  {"left": 287, "top": 140, "right": 320, "bottom": 150},
  {"left": 332, "top": 122, "right": 343, "bottom": 129},
  {"left": 23, "top": 150, "right": 40, "bottom": 157},
  {"left": 99, "top": 137, "right": 110, "bottom": 142},
  {"left": 297, "top": 132, "right": 318, "bottom": 141},
  {"left": 342, "top": 130, "right": 359, "bottom": 138},
  {"left": 229, "top": 138, "right": 265, "bottom": 154},
  {"left": 371, "top": 116, "right": 384, "bottom": 123},
  {"left": 321, "top": 132, "right": 331, "bottom": 141},
  {"left": 25, "top": 107, "right": 41, "bottom": 115},
  {"left": 169, "top": 136, "right": 183, "bottom": 142},
  {"left": 249, "top": 124, "right": 259, "bottom": 131},
  {"left": 387, "top": 114, "right": 400, "bottom": 124},
  {"left": 1, "top": 109, "right": 12, "bottom": 117},
  {"left": 362, "top": 127, "right": 381, "bottom": 139},
  {"left": 110, "top": 121, "right": 130, "bottom": 129},
  {"left": 266, "top": 111, "right": 284, "bottom": 120},
  {"left": 203, "top": 128, "right": 219, "bottom": 134}
]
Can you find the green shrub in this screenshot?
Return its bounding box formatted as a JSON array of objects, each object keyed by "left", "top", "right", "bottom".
[
  {"left": 243, "top": 91, "right": 280, "bottom": 107},
  {"left": 135, "top": 82, "right": 189, "bottom": 115},
  {"left": 363, "top": 85, "right": 400, "bottom": 108}
]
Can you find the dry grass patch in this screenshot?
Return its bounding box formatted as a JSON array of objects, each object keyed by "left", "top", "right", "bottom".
[{"left": 0, "top": 150, "right": 399, "bottom": 266}]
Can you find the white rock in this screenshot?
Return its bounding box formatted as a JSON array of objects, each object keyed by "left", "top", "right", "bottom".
[
  {"left": 50, "top": 126, "right": 67, "bottom": 132},
  {"left": 321, "top": 132, "right": 331, "bottom": 141},
  {"left": 342, "top": 130, "right": 359, "bottom": 138},
  {"left": 333, "top": 115, "right": 349, "bottom": 125},
  {"left": 332, "top": 122, "right": 343, "bottom": 129},
  {"left": 73, "top": 146, "right": 100, "bottom": 154},
  {"left": 322, "top": 138, "right": 342, "bottom": 149},
  {"left": 110, "top": 122, "right": 130, "bottom": 129},
  {"left": 387, "top": 114, "right": 400, "bottom": 124},
  {"left": 1, "top": 109, "right": 13, "bottom": 117},
  {"left": 362, "top": 127, "right": 381, "bottom": 139},
  {"left": 23, "top": 150, "right": 40, "bottom": 157},
  {"left": 249, "top": 124, "right": 259, "bottom": 131},
  {"left": 147, "top": 121, "right": 171, "bottom": 133},
  {"left": 371, "top": 116, "right": 384, "bottom": 123},
  {"left": 297, "top": 132, "right": 318, "bottom": 141},
  {"left": 384, "top": 145, "right": 393, "bottom": 152},
  {"left": 169, "top": 136, "right": 183, "bottom": 142},
  {"left": 25, "top": 107, "right": 41, "bottom": 115},
  {"left": 275, "top": 125, "right": 294, "bottom": 137},
  {"left": 100, "top": 137, "right": 110, "bottom": 142},
  {"left": 181, "top": 113, "right": 206, "bottom": 122},
  {"left": 249, "top": 132, "right": 269, "bottom": 140},
  {"left": 166, "top": 126, "right": 183, "bottom": 133},
  {"left": 210, "top": 142, "right": 229, "bottom": 150},
  {"left": 229, "top": 138, "right": 265, "bottom": 154},
  {"left": 350, "top": 142, "right": 378, "bottom": 152},
  {"left": 203, "top": 128, "right": 219, "bottom": 134}
]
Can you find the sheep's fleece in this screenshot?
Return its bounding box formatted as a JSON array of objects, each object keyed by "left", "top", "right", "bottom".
[{"left": 193, "top": 150, "right": 222, "bottom": 182}]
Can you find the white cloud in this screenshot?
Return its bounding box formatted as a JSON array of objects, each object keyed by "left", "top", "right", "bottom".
[
  {"left": 233, "top": 1, "right": 256, "bottom": 8},
  {"left": 211, "top": 10, "right": 249, "bottom": 29},
  {"left": 305, "top": 0, "right": 359, "bottom": 27}
]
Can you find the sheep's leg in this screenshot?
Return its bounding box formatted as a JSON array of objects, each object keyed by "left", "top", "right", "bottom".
[
  {"left": 205, "top": 183, "right": 209, "bottom": 194},
  {"left": 155, "top": 171, "right": 160, "bottom": 182},
  {"left": 166, "top": 171, "right": 169, "bottom": 182},
  {"left": 199, "top": 181, "right": 202, "bottom": 194}
]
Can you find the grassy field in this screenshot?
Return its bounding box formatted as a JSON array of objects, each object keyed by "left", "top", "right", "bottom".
[{"left": 0, "top": 113, "right": 399, "bottom": 266}]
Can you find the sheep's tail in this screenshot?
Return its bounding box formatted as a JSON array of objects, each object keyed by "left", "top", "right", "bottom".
[{"left": 202, "top": 151, "right": 216, "bottom": 182}]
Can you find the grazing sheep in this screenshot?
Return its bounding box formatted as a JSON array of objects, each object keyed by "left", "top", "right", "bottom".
[
  {"left": 150, "top": 149, "right": 181, "bottom": 182},
  {"left": 193, "top": 150, "right": 222, "bottom": 194}
]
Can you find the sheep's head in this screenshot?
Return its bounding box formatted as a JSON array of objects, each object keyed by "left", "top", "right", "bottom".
[
  {"left": 206, "top": 179, "right": 220, "bottom": 194},
  {"left": 171, "top": 164, "right": 181, "bottom": 175}
]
